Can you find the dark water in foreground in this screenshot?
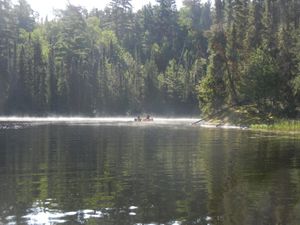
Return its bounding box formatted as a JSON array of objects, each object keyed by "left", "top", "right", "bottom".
[{"left": 0, "top": 119, "right": 300, "bottom": 225}]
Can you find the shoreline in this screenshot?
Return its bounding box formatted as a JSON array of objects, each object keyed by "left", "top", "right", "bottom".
[
  {"left": 195, "top": 106, "right": 300, "bottom": 134},
  {"left": 194, "top": 120, "right": 300, "bottom": 136}
]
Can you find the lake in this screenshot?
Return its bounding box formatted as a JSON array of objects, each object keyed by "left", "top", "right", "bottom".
[{"left": 0, "top": 118, "right": 300, "bottom": 225}]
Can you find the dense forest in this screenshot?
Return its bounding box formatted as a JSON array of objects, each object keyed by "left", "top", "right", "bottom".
[{"left": 0, "top": 0, "right": 299, "bottom": 117}]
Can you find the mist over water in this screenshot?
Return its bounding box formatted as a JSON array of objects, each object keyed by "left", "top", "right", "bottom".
[
  {"left": 0, "top": 117, "right": 247, "bottom": 131},
  {"left": 0, "top": 117, "right": 199, "bottom": 129},
  {"left": 0, "top": 116, "right": 197, "bottom": 122}
]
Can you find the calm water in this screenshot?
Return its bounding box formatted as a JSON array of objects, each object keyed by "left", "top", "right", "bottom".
[{"left": 0, "top": 118, "right": 300, "bottom": 225}]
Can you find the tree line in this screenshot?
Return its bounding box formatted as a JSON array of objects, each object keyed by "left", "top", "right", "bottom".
[
  {"left": 199, "top": 0, "right": 300, "bottom": 118},
  {"left": 0, "top": 0, "right": 299, "bottom": 117}
]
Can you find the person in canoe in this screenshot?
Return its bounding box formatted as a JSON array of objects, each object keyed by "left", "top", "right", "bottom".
[
  {"left": 134, "top": 115, "right": 153, "bottom": 122},
  {"left": 142, "top": 115, "right": 153, "bottom": 121},
  {"left": 134, "top": 115, "right": 142, "bottom": 122}
]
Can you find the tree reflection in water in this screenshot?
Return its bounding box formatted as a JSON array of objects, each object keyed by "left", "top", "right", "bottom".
[{"left": 0, "top": 122, "right": 300, "bottom": 224}]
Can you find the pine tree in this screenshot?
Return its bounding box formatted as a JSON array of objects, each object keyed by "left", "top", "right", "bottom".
[
  {"left": 16, "top": 46, "right": 31, "bottom": 112},
  {"left": 0, "top": 0, "right": 16, "bottom": 112},
  {"left": 198, "top": 0, "right": 227, "bottom": 115},
  {"left": 153, "top": 0, "right": 180, "bottom": 71},
  {"left": 48, "top": 44, "right": 58, "bottom": 112},
  {"left": 32, "top": 39, "right": 47, "bottom": 112},
  {"left": 13, "top": 0, "right": 35, "bottom": 32},
  {"left": 109, "top": 0, "right": 133, "bottom": 43},
  {"left": 223, "top": 0, "right": 249, "bottom": 104},
  {"left": 245, "top": 0, "right": 264, "bottom": 49}
]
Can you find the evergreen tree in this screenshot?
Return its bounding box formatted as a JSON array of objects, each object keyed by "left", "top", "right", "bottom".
[
  {"left": 155, "top": 0, "right": 180, "bottom": 71},
  {"left": 14, "top": 46, "right": 31, "bottom": 113},
  {"left": 245, "top": 0, "right": 264, "bottom": 49},
  {"left": 0, "top": 0, "right": 299, "bottom": 118},
  {"left": 13, "top": 0, "right": 35, "bottom": 32},
  {"left": 197, "top": 0, "right": 228, "bottom": 115},
  {"left": 241, "top": 48, "right": 281, "bottom": 112},
  {"left": 32, "top": 39, "right": 47, "bottom": 112},
  {"left": 0, "top": 0, "right": 15, "bottom": 112},
  {"left": 48, "top": 44, "right": 58, "bottom": 112},
  {"left": 108, "top": 0, "right": 133, "bottom": 47}
]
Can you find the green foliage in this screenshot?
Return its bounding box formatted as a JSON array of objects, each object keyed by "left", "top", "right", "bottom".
[
  {"left": 241, "top": 48, "right": 281, "bottom": 112},
  {"left": 197, "top": 74, "right": 217, "bottom": 115},
  {"left": 159, "top": 59, "right": 185, "bottom": 102},
  {"left": 198, "top": 0, "right": 300, "bottom": 120},
  {"left": 13, "top": 0, "right": 36, "bottom": 32},
  {"left": 198, "top": 24, "right": 227, "bottom": 115},
  {"left": 0, "top": 0, "right": 299, "bottom": 118},
  {"left": 292, "top": 30, "right": 300, "bottom": 106},
  {"left": 251, "top": 120, "right": 300, "bottom": 132},
  {"left": 0, "top": 0, "right": 210, "bottom": 115}
]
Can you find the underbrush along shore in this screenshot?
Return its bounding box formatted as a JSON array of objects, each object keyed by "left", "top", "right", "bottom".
[
  {"left": 250, "top": 120, "right": 300, "bottom": 133},
  {"left": 197, "top": 106, "right": 300, "bottom": 133}
]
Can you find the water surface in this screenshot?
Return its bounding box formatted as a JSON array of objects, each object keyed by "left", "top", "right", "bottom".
[{"left": 0, "top": 118, "right": 300, "bottom": 225}]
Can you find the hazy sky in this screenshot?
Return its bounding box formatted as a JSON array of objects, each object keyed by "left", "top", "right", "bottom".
[{"left": 22, "top": 0, "right": 184, "bottom": 19}]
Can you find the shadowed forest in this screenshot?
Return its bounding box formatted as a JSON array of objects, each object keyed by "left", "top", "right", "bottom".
[{"left": 0, "top": 0, "right": 299, "bottom": 117}]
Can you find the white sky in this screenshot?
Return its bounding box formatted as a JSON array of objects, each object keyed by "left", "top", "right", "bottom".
[{"left": 22, "top": 0, "right": 184, "bottom": 19}]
